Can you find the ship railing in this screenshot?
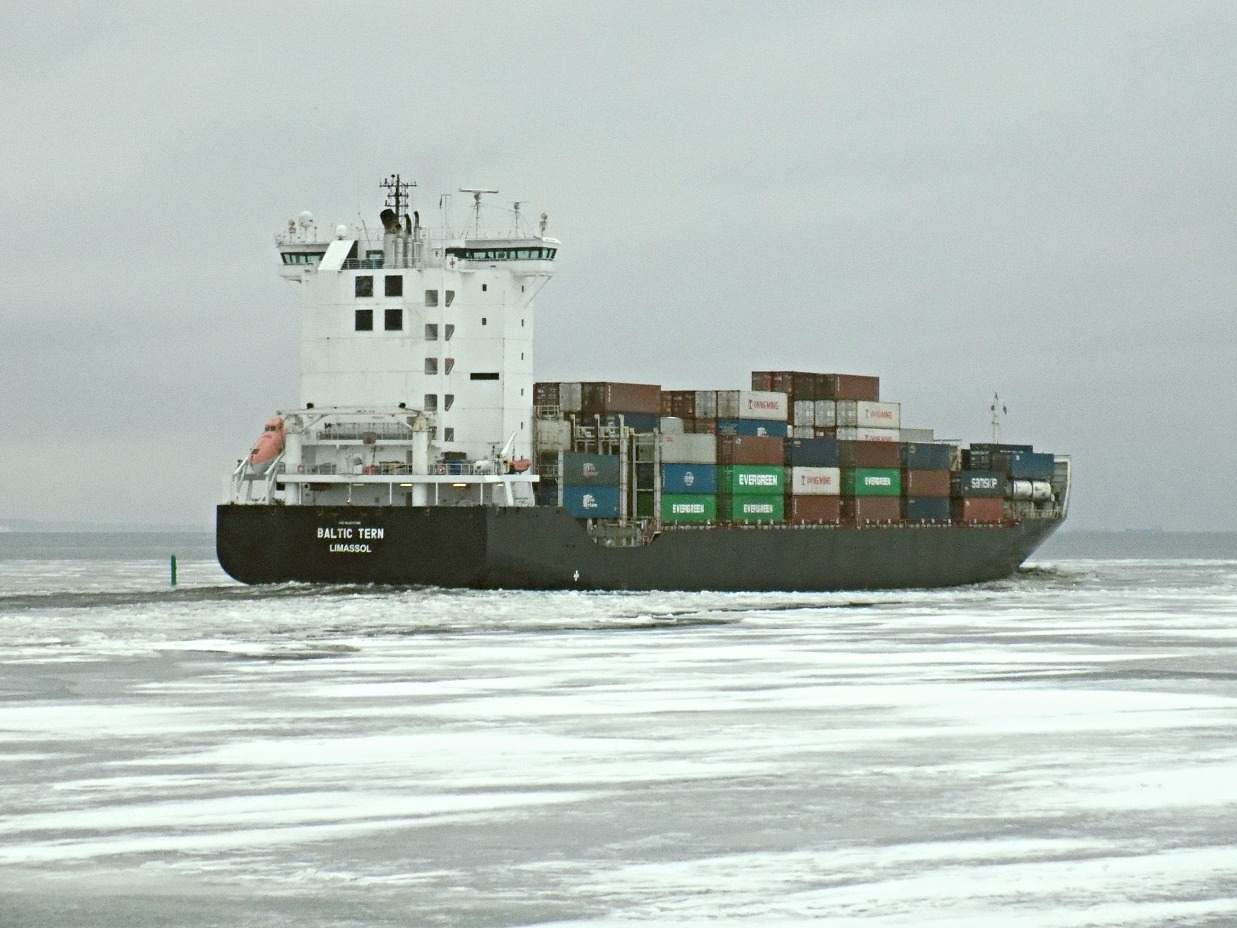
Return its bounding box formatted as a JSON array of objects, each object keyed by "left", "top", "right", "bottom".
[
  {"left": 340, "top": 258, "right": 386, "bottom": 270},
  {"left": 534, "top": 404, "right": 563, "bottom": 420},
  {"left": 312, "top": 422, "right": 417, "bottom": 441}
]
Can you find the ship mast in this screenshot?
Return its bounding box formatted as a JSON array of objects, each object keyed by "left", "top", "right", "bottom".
[
  {"left": 990, "top": 393, "right": 1007, "bottom": 442},
  {"left": 380, "top": 173, "right": 416, "bottom": 221}
]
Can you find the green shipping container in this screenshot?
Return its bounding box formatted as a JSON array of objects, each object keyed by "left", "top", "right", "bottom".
[
  {"left": 841, "top": 467, "right": 901, "bottom": 496},
  {"left": 722, "top": 494, "right": 785, "bottom": 523},
  {"left": 718, "top": 465, "right": 784, "bottom": 496},
  {"left": 661, "top": 494, "right": 717, "bottom": 523}
]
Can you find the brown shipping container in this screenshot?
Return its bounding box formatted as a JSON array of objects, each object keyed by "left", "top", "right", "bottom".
[
  {"left": 581, "top": 382, "right": 662, "bottom": 414},
  {"left": 901, "top": 469, "right": 951, "bottom": 497},
  {"left": 685, "top": 418, "right": 717, "bottom": 434},
  {"left": 672, "top": 391, "right": 696, "bottom": 418},
  {"left": 788, "top": 495, "right": 840, "bottom": 524},
  {"left": 819, "top": 373, "right": 880, "bottom": 402},
  {"left": 533, "top": 382, "right": 560, "bottom": 406},
  {"left": 841, "top": 497, "right": 902, "bottom": 524},
  {"left": 952, "top": 498, "right": 1005, "bottom": 524},
  {"left": 839, "top": 440, "right": 902, "bottom": 468},
  {"left": 750, "top": 371, "right": 773, "bottom": 391},
  {"left": 717, "top": 435, "right": 784, "bottom": 465},
  {"left": 659, "top": 392, "right": 675, "bottom": 417}
]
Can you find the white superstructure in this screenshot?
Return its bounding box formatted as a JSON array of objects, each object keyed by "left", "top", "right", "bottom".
[{"left": 229, "top": 175, "right": 558, "bottom": 508}]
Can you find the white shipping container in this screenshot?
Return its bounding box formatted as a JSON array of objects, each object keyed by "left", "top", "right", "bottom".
[
  {"left": 792, "top": 400, "right": 815, "bottom": 427},
  {"left": 835, "top": 427, "right": 900, "bottom": 442},
  {"left": 659, "top": 432, "right": 717, "bottom": 464},
  {"left": 792, "top": 426, "right": 814, "bottom": 438},
  {"left": 835, "top": 400, "right": 901, "bottom": 429},
  {"left": 559, "top": 382, "right": 582, "bottom": 413},
  {"left": 813, "top": 400, "right": 836, "bottom": 427},
  {"left": 660, "top": 416, "right": 685, "bottom": 435},
  {"left": 534, "top": 418, "right": 572, "bottom": 452},
  {"left": 694, "top": 390, "right": 717, "bottom": 419},
  {"left": 900, "top": 427, "right": 935, "bottom": 443},
  {"left": 716, "top": 390, "right": 789, "bottom": 421},
  {"left": 789, "top": 466, "right": 841, "bottom": 496}
]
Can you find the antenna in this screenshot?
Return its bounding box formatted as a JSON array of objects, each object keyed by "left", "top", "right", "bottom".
[
  {"left": 990, "top": 393, "right": 1007, "bottom": 442},
  {"left": 511, "top": 201, "right": 524, "bottom": 236},
  {"left": 379, "top": 173, "right": 416, "bottom": 224},
  {"left": 459, "top": 187, "right": 499, "bottom": 236}
]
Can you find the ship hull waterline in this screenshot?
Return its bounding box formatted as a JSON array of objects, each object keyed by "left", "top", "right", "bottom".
[{"left": 216, "top": 504, "right": 1061, "bottom": 592}]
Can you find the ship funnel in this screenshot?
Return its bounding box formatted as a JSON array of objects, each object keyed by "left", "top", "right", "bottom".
[{"left": 380, "top": 208, "right": 400, "bottom": 234}]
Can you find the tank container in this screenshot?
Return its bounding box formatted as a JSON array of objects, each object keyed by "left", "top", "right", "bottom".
[
  {"left": 786, "top": 438, "right": 841, "bottom": 468},
  {"left": 717, "top": 435, "right": 784, "bottom": 466},
  {"left": 788, "top": 466, "right": 841, "bottom": 496},
  {"left": 721, "top": 494, "right": 785, "bottom": 523},
  {"left": 787, "top": 496, "right": 840, "bottom": 523},
  {"left": 560, "top": 452, "right": 620, "bottom": 486},
  {"left": 901, "top": 442, "right": 954, "bottom": 470},
  {"left": 661, "top": 463, "right": 717, "bottom": 495},
  {"left": 841, "top": 497, "right": 901, "bottom": 523},
  {"left": 661, "top": 494, "right": 717, "bottom": 523},
  {"left": 901, "top": 469, "right": 951, "bottom": 497},
  {"left": 841, "top": 467, "right": 901, "bottom": 496},
  {"left": 903, "top": 497, "right": 951, "bottom": 523},
  {"left": 719, "top": 465, "right": 785, "bottom": 496},
  {"left": 1009, "top": 480, "right": 1054, "bottom": 501},
  {"left": 716, "top": 390, "right": 789, "bottom": 421},
  {"left": 659, "top": 432, "right": 717, "bottom": 464},
  {"left": 951, "top": 471, "right": 1008, "bottom": 498},
  {"left": 716, "top": 418, "right": 790, "bottom": 438},
  {"left": 835, "top": 400, "right": 901, "bottom": 429},
  {"left": 839, "top": 440, "right": 901, "bottom": 468},
  {"left": 952, "top": 497, "right": 1004, "bottom": 523},
  {"left": 561, "top": 485, "right": 620, "bottom": 519}
]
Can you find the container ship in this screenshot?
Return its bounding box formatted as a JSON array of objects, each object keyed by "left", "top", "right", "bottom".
[{"left": 216, "top": 175, "right": 1070, "bottom": 591}]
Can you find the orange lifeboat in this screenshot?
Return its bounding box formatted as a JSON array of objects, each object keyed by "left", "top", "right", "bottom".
[{"left": 247, "top": 417, "right": 285, "bottom": 467}]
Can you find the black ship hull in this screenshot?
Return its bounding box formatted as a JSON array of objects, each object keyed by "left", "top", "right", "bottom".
[{"left": 216, "top": 504, "right": 1061, "bottom": 591}]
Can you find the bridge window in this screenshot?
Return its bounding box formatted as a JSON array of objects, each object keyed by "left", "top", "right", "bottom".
[
  {"left": 355, "top": 275, "right": 373, "bottom": 297},
  {"left": 355, "top": 309, "right": 373, "bottom": 331},
  {"left": 385, "top": 275, "right": 403, "bottom": 297},
  {"left": 384, "top": 309, "right": 403, "bottom": 331}
]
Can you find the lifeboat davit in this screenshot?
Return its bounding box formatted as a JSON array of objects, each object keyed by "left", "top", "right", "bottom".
[{"left": 247, "top": 417, "right": 285, "bottom": 467}]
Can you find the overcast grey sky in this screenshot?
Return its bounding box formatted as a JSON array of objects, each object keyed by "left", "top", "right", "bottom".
[{"left": 2, "top": 1, "right": 1234, "bottom": 531}]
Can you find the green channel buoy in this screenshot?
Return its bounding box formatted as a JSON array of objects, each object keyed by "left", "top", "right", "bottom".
[{"left": 170, "top": 554, "right": 178, "bottom": 587}]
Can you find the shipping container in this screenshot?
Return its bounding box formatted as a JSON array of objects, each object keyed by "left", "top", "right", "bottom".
[
  {"left": 787, "top": 495, "right": 840, "bottom": 524},
  {"left": 694, "top": 390, "right": 718, "bottom": 419},
  {"left": 533, "top": 382, "right": 559, "bottom": 407},
  {"left": 750, "top": 371, "right": 773, "bottom": 392},
  {"left": 835, "top": 400, "right": 901, "bottom": 429},
  {"left": 721, "top": 494, "right": 785, "bottom": 523},
  {"left": 840, "top": 497, "right": 901, "bottom": 524},
  {"left": 716, "top": 418, "right": 790, "bottom": 438},
  {"left": 834, "top": 427, "right": 900, "bottom": 443},
  {"left": 786, "top": 438, "right": 841, "bottom": 468},
  {"left": 992, "top": 450, "right": 1055, "bottom": 480},
  {"left": 1009, "top": 480, "right": 1054, "bottom": 501},
  {"left": 788, "top": 466, "right": 841, "bottom": 496},
  {"left": 580, "top": 381, "right": 662, "bottom": 414},
  {"left": 560, "top": 452, "right": 620, "bottom": 485},
  {"left": 716, "top": 390, "right": 789, "bottom": 421},
  {"left": 717, "top": 435, "right": 785, "bottom": 465},
  {"left": 661, "top": 463, "right": 717, "bottom": 495},
  {"left": 660, "top": 416, "right": 685, "bottom": 434},
  {"left": 901, "top": 469, "right": 951, "bottom": 497},
  {"left": 839, "top": 440, "right": 902, "bottom": 468},
  {"left": 561, "top": 485, "right": 620, "bottom": 518},
  {"left": 534, "top": 418, "right": 572, "bottom": 452},
  {"left": 901, "top": 442, "right": 954, "bottom": 470},
  {"left": 661, "top": 493, "right": 717, "bottom": 523},
  {"left": 559, "top": 382, "right": 582, "bottom": 413},
  {"left": 952, "top": 497, "right": 1004, "bottom": 524},
  {"left": 814, "top": 399, "right": 836, "bottom": 427},
  {"left": 818, "top": 373, "right": 880, "bottom": 401},
  {"left": 685, "top": 418, "right": 717, "bottom": 435},
  {"left": 903, "top": 497, "right": 951, "bottom": 523},
  {"left": 841, "top": 467, "right": 902, "bottom": 496},
  {"left": 751, "top": 371, "right": 797, "bottom": 396},
  {"left": 951, "top": 471, "right": 1008, "bottom": 498},
  {"left": 791, "top": 426, "right": 814, "bottom": 439},
  {"left": 718, "top": 465, "right": 785, "bottom": 496},
  {"left": 791, "top": 400, "right": 815, "bottom": 427},
  {"left": 900, "top": 428, "right": 935, "bottom": 443},
  {"left": 589, "top": 411, "right": 660, "bottom": 433},
  {"left": 659, "top": 389, "right": 696, "bottom": 419},
  {"left": 659, "top": 432, "right": 717, "bottom": 464}
]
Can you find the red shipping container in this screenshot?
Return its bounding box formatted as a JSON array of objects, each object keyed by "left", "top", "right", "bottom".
[
  {"left": 581, "top": 382, "right": 662, "bottom": 414},
  {"left": 533, "top": 382, "right": 560, "bottom": 406},
  {"left": 841, "top": 497, "right": 902, "bottom": 524},
  {"left": 717, "top": 435, "right": 784, "bottom": 465},
  {"left": 819, "top": 373, "right": 880, "bottom": 402},
  {"left": 672, "top": 391, "right": 697, "bottom": 419},
  {"left": 952, "top": 498, "right": 1005, "bottom": 524},
  {"left": 750, "top": 371, "right": 774, "bottom": 391},
  {"left": 787, "top": 496, "right": 840, "bottom": 524},
  {"left": 839, "top": 440, "right": 901, "bottom": 468},
  {"left": 901, "top": 469, "right": 951, "bottom": 497}
]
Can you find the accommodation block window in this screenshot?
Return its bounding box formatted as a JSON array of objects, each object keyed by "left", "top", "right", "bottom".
[
  {"left": 425, "top": 324, "right": 438, "bottom": 340},
  {"left": 424, "top": 358, "right": 438, "bottom": 374},
  {"left": 425, "top": 289, "right": 439, "bottom": 307},
  {"left": 385, "top": 275, "right": 403, "bottom": 297},
  {"left": 423, "top": 394, "right": 438, "bottom": 411},
  {"left": 355, "top": 309, "right": 373, "bottom": 331},
  {"left": 355, "top": 276, "right": 373, "bottom": 297},
  {"left": 385, "top": 309, "right": 403, "bottom": 331}
]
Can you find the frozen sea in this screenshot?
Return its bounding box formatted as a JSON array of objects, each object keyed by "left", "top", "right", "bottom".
[{"left": 1, "top": 531, "right": 1235, "bottom": 927}]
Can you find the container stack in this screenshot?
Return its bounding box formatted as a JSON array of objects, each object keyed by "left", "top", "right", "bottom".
[
  {"left": 900, "top": 442, "right": 954, "bottom": 523},
  {"left": 555, "top": 451, "right": 621, "bottom": 518},
  {"left": 784, "top": 437, "right": 841, "bottom": 523},
  {"left": 659, "top": 432, "right": 718, "bottom": 524}
]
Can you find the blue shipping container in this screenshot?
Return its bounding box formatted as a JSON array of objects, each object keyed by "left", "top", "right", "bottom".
[
  {"left": 904, "top": 497, "right": 951, "bottom": 522},
  {"left": 661, "top": 463, "right": 717, "bottom": 494},
  {"left": 594, "top": 412, "right": 660, "bottom": 433},
  {"left": 952, "top": 471, "right": 1008, "bottom": 498},
  {"left": 785, "top": 438, "right": 841, "bottom": 467},
  {"left": 901, "top": 442, "right": 954, "bottom": 470},
  {"left": 1000, "top": 451, "right": 1056, "bottom": 480},
  {"left": 560, "top": 452, "right": 620, "bottom": 485},
  {"left": 561, "top": 485, "right": 620, "bottom": 518},
  {"left": 716, "top": 418, "right": 790, "bottom": 438}
]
